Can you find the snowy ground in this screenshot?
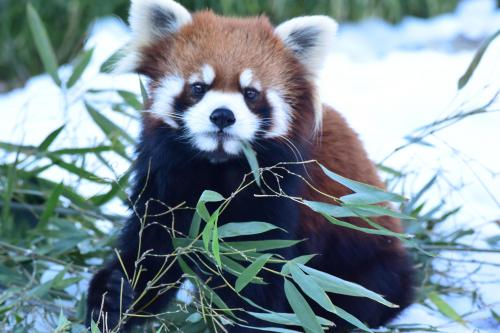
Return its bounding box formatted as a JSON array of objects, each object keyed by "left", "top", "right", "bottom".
[{"left": 1, "top": 0, "right": 499, "bottom": 331}]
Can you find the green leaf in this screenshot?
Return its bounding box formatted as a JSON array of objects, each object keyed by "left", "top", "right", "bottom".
[
  {"left": 318, "top": 163, "right": 405, "bottom": 204},
  {"left": 188, "top": 212, "right": 202, "bottom": 238},
  {"left": 248, "top": 312, "right": 332, "bottom": 327},
  {"left": 491, "top": 310, "right": 500, "bottom": 323},
  {"left": 52, "top": 145, "right": 113, "bottom": 155},
  {"left": 186, "top": 312, "right": 202, "bottom": 323},
  {"left": 241, "top": 326, "right": 302, "bottom": 333},
  {"left": 85, "top": 102, "right": 135, "bottom": 144},
  {"left": 344, "top": 204, "right": 413, "bottom": 219},
  {"left": 428, "top": 291, "right": 466, "bottom": 326},
  {"left": 220, "top": 256, "right": 265, "bottom": 284},
  {"left": 199, "top": 190, "right": 225, "bottom": 202},
  {"left": 197, "top": 190, "right": 225, "bottom": 249},
  {"left": 26, "top": 3, "right": 61, "bottom": 86},
  {"left": 67, "top": 48, "right": 94, "bottom": 88},
  {"left": 235, "top": 254, "right": 272, "bottom": 292},
  {"left": 118, "top": 90, "right": 143, "bottom": 110},
  {"left": 90, "top": 171, "right": 130, "bottom": 206},
  {"left": 458, "top": 29, "right": 500, "bottom": 89},
  {"left": 100, "top": 47, "right": 125, "bottom": 73},
  {"left": 224, "top": 239, "right": 303, "bottom": 252},
  {"left": 334, "top": 306, "right": 373, "bottom": 332},
  {"left": 202, "top": 212, "right": 218, "bottom": 251},
  {"left": 303, "top": 200, "right": 411, "bottom": 219},
  {"left": 211, "top": 219, "right": 222, "bottom": 266},
  {"left": 90, "top": 320, "right": 102, "bottom": 333},
  {"left": 39, "top": 182, "right": 64, "bottom": 228},
  {"left": 38, "top": 125, "right": 65, "bottom": 152},
  {"left": 284, "top": 279, "right": 324, "bottom": 333},
  {"left": 140, "top": 77, "right": 149, "bottom": 108},
  {"left": 48, "top": 155, "right": 108, "bottom": 184},
  {"left": 304, "top": 201, "right": 408, "bottom": 239},
  {"left": 289, "top": 264, "right": 335, "bottom": 313},
  {"left": 299, "top": 264, "right": 397, "bottom": 308},
  {"left": 242, "top": 141, "right": 261, "bottom": 187},
  {"left": 218, "top": 221, "right": 285, "bottom": 238}
]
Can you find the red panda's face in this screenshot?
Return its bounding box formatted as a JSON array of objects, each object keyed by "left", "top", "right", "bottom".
[{"left": 119, "top": 0, "right": 337, "bottom": 162}]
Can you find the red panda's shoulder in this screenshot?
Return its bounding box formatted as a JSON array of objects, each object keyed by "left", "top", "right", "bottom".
[{"left": 298, "top": 105, "right": 403, "bottom": 236}]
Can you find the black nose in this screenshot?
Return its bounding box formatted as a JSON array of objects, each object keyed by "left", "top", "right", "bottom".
[{"left": 210, "top": 108, "right": 236, "bottom": 130}]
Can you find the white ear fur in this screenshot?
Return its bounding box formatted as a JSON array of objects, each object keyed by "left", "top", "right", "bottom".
[
  {"left": 275, "top": 16, "right": 337, "bottom": 76},
  {"left": 116, "top": 0, "right": 192, "bottom": 73}
]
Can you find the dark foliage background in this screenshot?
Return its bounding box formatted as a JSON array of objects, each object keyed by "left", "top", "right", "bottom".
[{"left": 0, "top": 0, "right": 463, "bottom": 91}]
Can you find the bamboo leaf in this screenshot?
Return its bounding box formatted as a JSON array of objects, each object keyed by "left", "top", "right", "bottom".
[
  {"left": 85, "top": 102, "right": 135, "bottom": 144},
  {"left": 318, "top": 163, "right": 405, "bottom": 204},
  {"left": 298, "top": 264, "right": 398, "bottom": 308},
  {"left": 224, "top": 239, "right": 303, "bottom": 252},
  {"left": 118, "top": 90, "right": 143, "bottom": 110},
  {"left": 67, "top": 48, "right": 94, "bottom": 88},
  {"left": 197, "top": 190, "right": 225, "bottom": 249},
  {"left": 334, "top": 306, "right": 373, "bottom": 332},
  {"left": 100, "top": 47, "right": 125, "bottom": 73},
  {"left": 52, "top": 145, "right": 114, "bottom": 155},
  {"left": 458, "top": 29, "right": 500, "bottom": 89},
  {"left": 202, "top": 212, "right": 218, "bottom": 251},
  {"left": 242, "top": 141, "right": 261, "bottom": 187},
  {"left": 48, "top": 155, "right": 108, "bottom": 184},
  {"left": 211, "top": 219, "right": 222, "bottom": 266},
  {"left": 303, "top": 200, "right": 412, "bottom": 219},
  {"left": 39, "top": 182, "right": 64, "bottom": 228},
  {"left": 284, "top": 279, "right": 324, "bottom": 333},
  {"left": 140, "top": 77, "right": 149, "bottom": 108},
  {"left": 235, "top": 254, "right": 272, "bottom": 292},
  {"left": 304, "top": 201, "right": 409, "bottom": 239},
  {"left": 26, "top": 3, "right": 61, "bottom": 86},
  {"left": 38, "top": 125, "right": 65, "bottom": 152},
  {"left": 428, "top": 291, "right": 466, "bottom": 326},
  {"left": 188, "top": 212, "right": 202, "bottom": 238},
  {"left": 289, "top": 263, "right": 336, "bottom": 313},
  {"left": 248, "top": 312, "right": 332, "bottom": 327},
  {"left": 218, "top": 221, "right": 285, "bottom": 238}
]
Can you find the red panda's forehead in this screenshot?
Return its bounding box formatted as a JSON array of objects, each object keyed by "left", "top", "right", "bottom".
[{"left": 169, "top": 11, "right": 294, "bottom": 90}]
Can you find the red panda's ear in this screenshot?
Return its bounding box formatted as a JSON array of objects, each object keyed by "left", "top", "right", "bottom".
[
  {"left": 275, "top": 16, "right": 337, "bottom": 77},
  {"left": 116, "top": 0, "right": 192, "bottom": 73}
]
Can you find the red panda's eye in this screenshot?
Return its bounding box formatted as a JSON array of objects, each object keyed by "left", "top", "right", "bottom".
[
  {"left": 191, "top": 83, "right": 207, "bottom": 98},
  {"left": 244, "top": 88, "right": 259, "bottom": 101}
]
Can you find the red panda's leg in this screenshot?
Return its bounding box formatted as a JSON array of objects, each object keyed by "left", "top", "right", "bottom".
[
  {"left": 85, "top": 220, "right": 184, "bottom": 332},
  {"left": 85, "top": 261, "right": 135, "bottom": 331}
]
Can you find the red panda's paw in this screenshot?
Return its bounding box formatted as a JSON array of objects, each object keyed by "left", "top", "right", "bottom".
[{"left": 85, "top": 268, "right": 135, "bottom": 332}]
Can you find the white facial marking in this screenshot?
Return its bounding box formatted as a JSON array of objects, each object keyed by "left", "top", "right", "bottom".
[
  {"left": 223, "top": 139, "right": 242, "bottom": 155},
  {"left": 239, "top": 69, "right": 262, "bottom": 91},
  {"left": 150, "top": 74, "right": 184, "bottom": 128},
  {"left": 188, "top": 73, "right": 201, "bottom": 84},
  {"left": 188, "top": 64, "right": 216, "bottom": 85},
  {"left": 184, "top": 90, "right": 260, "bottom": 154},
  {"left": 266, "top": 89, "right": 292, "bottom": 137},
  {"left": 239, "top": 69, "right": 253, "bottom": 88},
  {"left": 202, "top": 64, "right": 215, "bottom": 85}
]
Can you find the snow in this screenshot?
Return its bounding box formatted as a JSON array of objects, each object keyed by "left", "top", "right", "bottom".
[{"left": 1, "top": 0, "right": 499, "bottom": 331}]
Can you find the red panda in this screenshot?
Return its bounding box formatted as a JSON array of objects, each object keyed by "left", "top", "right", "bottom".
[{"left": 86, "top": 0, "right": 415, "bottom": 331}]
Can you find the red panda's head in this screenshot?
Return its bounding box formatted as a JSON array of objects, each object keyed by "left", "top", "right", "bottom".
[{"left": 119, "top": 0, "right": 337, "bottom": 162}]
